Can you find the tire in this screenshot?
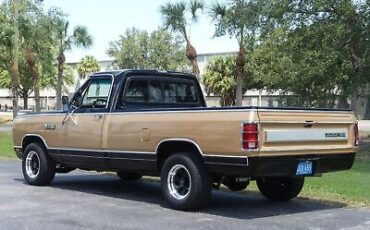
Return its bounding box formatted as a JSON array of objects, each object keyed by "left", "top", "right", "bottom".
[
  {"left": 223, "top": 176, "right": 248, "bottom": 192},
  {"left": 22, "top": 143, "right": 55, "bottom": 186},
  {"left": 116, "top": 172, "right": 142, "bottom": 181},
  {"left": 256, "top": 177, "right": 304, "bottom": 201},
  {"left": 160, "top": 152, "right": 212, "bottom": 211}
]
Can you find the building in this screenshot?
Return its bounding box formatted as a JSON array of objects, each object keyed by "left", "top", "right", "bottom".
[
  {"left": 1, "top": 51, "right": 276, "bottom": 110},
  {"left": 4, "top": 51, "right": 365, "bottom": 115}
]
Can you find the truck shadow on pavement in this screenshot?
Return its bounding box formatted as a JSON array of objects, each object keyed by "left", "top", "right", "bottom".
[{"left": 16, "top": 172, "right": 346, "bottom": 220}]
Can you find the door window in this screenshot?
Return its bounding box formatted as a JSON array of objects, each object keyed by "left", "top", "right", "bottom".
[{"left": 80, "top": 78, "right": 112, "bottom": 109}]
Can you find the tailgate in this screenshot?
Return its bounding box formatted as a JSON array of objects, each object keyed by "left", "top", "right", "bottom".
[{"left": 257, "top": 109, "right": 358, "bottom": 157}]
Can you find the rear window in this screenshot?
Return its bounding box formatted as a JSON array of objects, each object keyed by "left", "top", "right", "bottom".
[
  {"left": 124, "top": 79, "right": 148, "bottom": 103},
  {"left": 120, "top": 77, "right": 199, "bottom": 108},
  {"left": 162, "top": 81, "right": 198, "bottom": 103}
]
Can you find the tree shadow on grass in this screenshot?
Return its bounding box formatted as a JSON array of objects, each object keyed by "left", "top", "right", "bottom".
[{"left": 14, "top": 172, "right": 346, "bottom": 220}]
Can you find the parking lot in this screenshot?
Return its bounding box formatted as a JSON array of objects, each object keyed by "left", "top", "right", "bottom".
[{"left": 1, "top": 161, "right": 370, "bottom": 230}]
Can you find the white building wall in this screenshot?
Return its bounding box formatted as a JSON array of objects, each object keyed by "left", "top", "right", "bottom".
[
  {"left": 0, "top": 53, "right": 279, "bottom": 110},
  {"left": 0, "top": 60, "right": 114, "bottom": 110}
]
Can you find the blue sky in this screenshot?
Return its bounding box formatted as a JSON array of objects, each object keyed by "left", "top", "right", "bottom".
[{"left": 43, "top": 0, "right": 238, "bottom": 63}]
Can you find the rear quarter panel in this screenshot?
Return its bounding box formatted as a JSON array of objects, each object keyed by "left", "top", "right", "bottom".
[{"left": 103, "top": 110, "right": 258, "bottom": 157}]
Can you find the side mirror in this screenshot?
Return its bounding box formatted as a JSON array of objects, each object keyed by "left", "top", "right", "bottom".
[{"left": 62, "top": 96, "right": 69, "bottom": 112}]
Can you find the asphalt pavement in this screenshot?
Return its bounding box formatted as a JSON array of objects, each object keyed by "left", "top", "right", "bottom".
[{"left": 0, "top": 161, "right": 369, "bottom": 230}]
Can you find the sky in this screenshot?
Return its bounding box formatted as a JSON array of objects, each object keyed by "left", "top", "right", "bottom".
[{"left": 43, "top": 0, "right": 238, "bottom": 63}]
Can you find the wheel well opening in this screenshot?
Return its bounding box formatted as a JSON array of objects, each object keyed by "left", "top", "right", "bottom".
[
  {"left": 22, "top": 136, "right": 47, "bottom": 152},
  {"left": 156, "top": 141, "right": 203, "bottom": 169}
]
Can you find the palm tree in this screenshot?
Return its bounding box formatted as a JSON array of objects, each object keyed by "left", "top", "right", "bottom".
[
  {"left": 160, "top": 0, "right": 203, "bottom": 79},
  {"left": 17, "top": 1, "right": 60, "bottom": 112},
  {"left": 10, "top": 0, "right": 20, "bottom": 118},
  {"left": 77, "top": 55, "right": 100, "bottom": 79},
  {"left": 22, "top": 10, "right": 45, "bottom": 112},
  {"left": 210, "top": 0, "right": 260, "bottom": 106},
  {"left": 55, "top": 20, "right": 92, "bottom": 109},
  {"left": 24, "top": 48, "right": 38, "bottom": 110}
]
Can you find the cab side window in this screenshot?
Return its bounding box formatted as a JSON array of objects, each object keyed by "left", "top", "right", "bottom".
[{"left": 120, "top": 77, "right": 199, "bottom": 109}]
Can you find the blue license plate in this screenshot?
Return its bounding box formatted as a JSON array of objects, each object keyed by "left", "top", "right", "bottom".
[{"left": 296, "top": 161, "right": 313, "bottom": 176}]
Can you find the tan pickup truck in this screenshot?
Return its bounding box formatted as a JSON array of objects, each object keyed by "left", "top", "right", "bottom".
[{"left": 13, "top": 70, "right": 359, "bottom": 210}]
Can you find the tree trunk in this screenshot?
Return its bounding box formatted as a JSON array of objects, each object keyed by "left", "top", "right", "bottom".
[
  {"left": 11, "top": 58, "right": 20, "bottom": 117},
  {"left": 56, "top": 51, "right": 65, "bottom": 110},
  {"left": 34, "top": 73, "right": 41, "bottom": 112},
  {"left": 235, "top": 47, "right": 246, "bottom": 106},
  {"left": 11, "top": 0, "right": 20, "bottom": 118},
  {"left": 337, "top": 96, "right": 350, "bottom": 109},
  {"left": 23, "top": 95, "right": 28, "bottom": 110},
  {"left": 185, "top": 41, "right": 200, "bottom": 80},
  {"left": 32, "top": 62, "right": 41, "bottom": 112},
  {"left": 364, "top": 96, "right": 370, "bottom": 120},
  {"left": 223, "top": 95, "right": 234, "bottom": 107},
  {"left": 351, "top": 92, "right": 360, "bottom": 119},
  {"left": 362, "top": 83, "right": 370, "bottom": 119},
  {"left": 25, "top": 48, "right": 41, "bottom": 112}
]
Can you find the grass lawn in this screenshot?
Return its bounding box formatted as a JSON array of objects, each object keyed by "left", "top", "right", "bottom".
[
  {"left": 0, "top": 130, "right": 369, "bottom": 206},
  {"left": 300, "top": 154, "right": 370, "bottom": 206},
  {"left": 0, "top": 132, "right": 15, "bottom": 160}
]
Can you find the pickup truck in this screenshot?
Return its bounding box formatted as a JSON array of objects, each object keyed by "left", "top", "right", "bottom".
[{"left": 13, "top": 69, "right": 359, "bottom": 210}]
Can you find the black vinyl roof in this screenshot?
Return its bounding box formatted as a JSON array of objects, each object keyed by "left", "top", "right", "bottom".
[{"left": 91, "top": 69, "right": 196, "bottom": 80}]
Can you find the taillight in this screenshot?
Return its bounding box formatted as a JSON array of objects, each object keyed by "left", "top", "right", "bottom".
[
  {"left": 242, "top": 123, "right": 259, "bottom": 150},
  {"left": 354, "top": 123, "right": 359, "bottom": 146}
]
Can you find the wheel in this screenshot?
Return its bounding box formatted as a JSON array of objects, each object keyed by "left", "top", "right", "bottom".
[
  {"left": 117, "top": 172, "right": 142, "bottom": 181},
  {"left": 223, "top": 176, "right": 248, "bottom": 191},
  {"left": 22, "top": 143, "right": 55, "bottom": 186},
  {"left": 256, "top": 177, "right": 304, "bottom": 201},
  {"left": 160, "top": 152, "right": 212, "bottom": 211}
]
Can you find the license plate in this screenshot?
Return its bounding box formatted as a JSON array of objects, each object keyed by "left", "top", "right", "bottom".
[{"left": 296, "top": 161, "right": 313, "bottom": 176}]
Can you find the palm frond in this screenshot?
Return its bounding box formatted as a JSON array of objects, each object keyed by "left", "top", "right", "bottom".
[
  {"left": 209, "top": 1, "right": 228, "bottom": 37},
  {"left": 189, "top": 0, "right": 204, "bottom": 22},
  {"left": 72, "top": 26, "right": 93, "bottom": 48},
  {"left": 64, "top": 21, "right": 69, "bottom": 37},
  {"left": 209, "top": 1, "right": 227, "bottom": 20},
  {"left": 160, "top": 2, "right": 187, "bottom": 37},
  {"left": 63, "top": 37, "right": 72, "bottom": 51}
]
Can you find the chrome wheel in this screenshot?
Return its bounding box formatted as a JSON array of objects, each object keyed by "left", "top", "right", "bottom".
[
  {"left": 25, "top": 151, "right": 40, "bottom": 179},
  {"left": 167, "top": 164, "right": 192, "bottom": 200}
]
